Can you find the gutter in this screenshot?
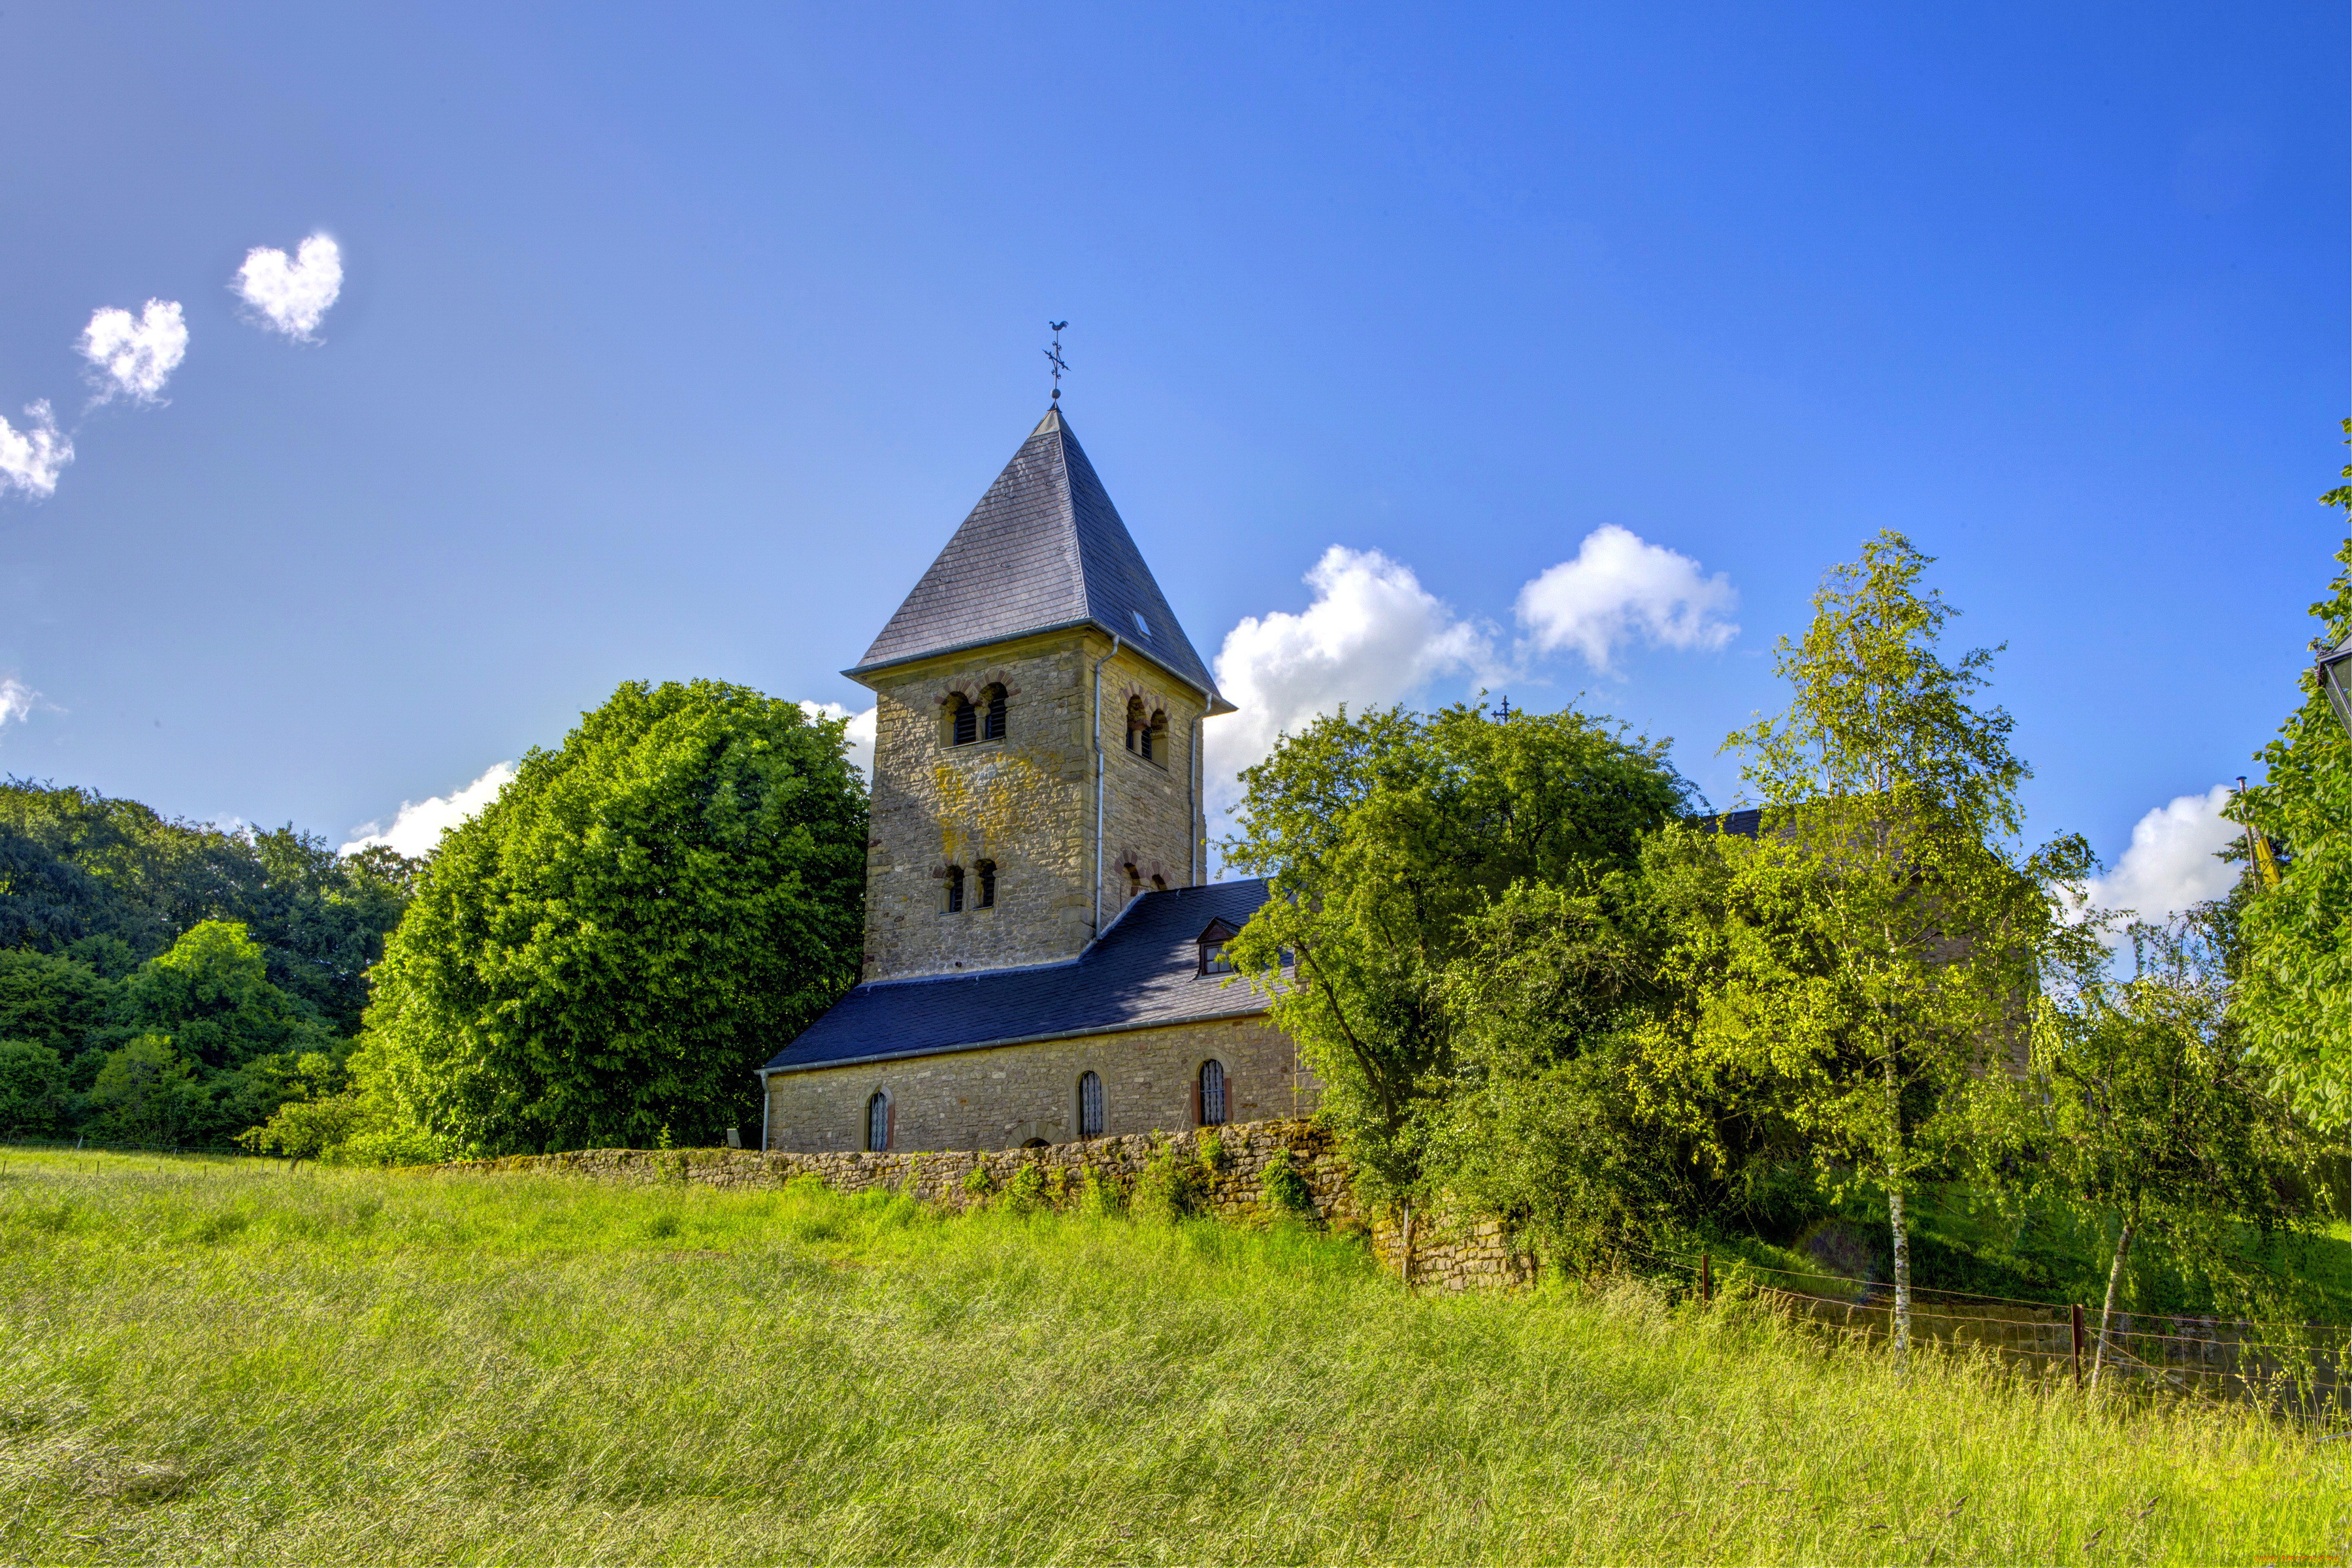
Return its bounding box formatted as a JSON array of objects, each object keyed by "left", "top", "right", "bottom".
[
  {"left": 1189, "top": 712, "right": 1203, "bottom": 886},
  {"left": 757, "top": 1068, "right": 771, "bottom": 1153},
  {"left": 1092, "top": 632, "right": 1121, "bottom": 937}
]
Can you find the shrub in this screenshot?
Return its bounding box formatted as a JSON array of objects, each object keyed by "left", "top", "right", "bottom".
[
  {"left": 1134, "top": 1147, "right": 1207, "bottom": 1223},
  {"left": 1002, "top": 1161, "right": 1051, "bottom": 1217},
  {"left": 1259, "top": 1146, "right": 1315, "bottom": 1218},
  {"left": 961, "top": 1164, "right": 997, "bottom": 1202},
  {"left": 1197, "top": 1129, "right": 1230, "bottom": 1173},
  {"left": 1076, "top": 1168, "right": 1124, "bottom": 1218}
]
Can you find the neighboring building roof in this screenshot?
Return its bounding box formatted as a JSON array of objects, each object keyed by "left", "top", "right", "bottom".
[
  {"left": 765, "top": 878, "right": 1276, "bottom": 1073},
  {"left": 1697, "top": 808, "right": 1764, "bottom": 838},
  {"left": 846, "top": 406, "right": 1230, "bottom": 709}
]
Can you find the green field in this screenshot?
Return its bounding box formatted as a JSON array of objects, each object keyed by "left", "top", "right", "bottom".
[{"left": 1, "top": 1151, "right": 2343, "bottom": 1565}]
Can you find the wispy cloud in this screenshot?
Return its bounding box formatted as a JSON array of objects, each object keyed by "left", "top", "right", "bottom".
[
  {"left": 800, "top": 701, "right": 877, "bottom": 779},
  {"left": 0, "top": 403, "right": 72, "bottom": 499},
  {"left": 341, "top": 761, "right": 516, "bottom": 859},
  {"left": 0, "top": 678, "right": 37, "bottom": 729},
  {"left": 78, "top": 299, "right": 188, "bottom": 406},
  {"left": 234, "top": 233, "right": 343, "bottom": 340},
  {"left": 1515, "top": 525, "right": 1738, "bottom": 672}
]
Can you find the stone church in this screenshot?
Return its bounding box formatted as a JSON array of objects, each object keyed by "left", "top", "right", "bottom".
[{"left": 757, "top": 406, "right": 1317, "bottom": 1153}]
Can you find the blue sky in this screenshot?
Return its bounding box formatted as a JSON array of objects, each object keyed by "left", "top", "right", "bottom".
[{"left": 0, "top": 4, "right": 2342, "bottom": 916}]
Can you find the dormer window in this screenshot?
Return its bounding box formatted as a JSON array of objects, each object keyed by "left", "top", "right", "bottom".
[{"left": 1197, "top": 917, "right": 1240, "bottom": 975}]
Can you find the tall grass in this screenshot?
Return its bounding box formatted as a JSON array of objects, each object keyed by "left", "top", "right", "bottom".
[{"left": 0, "top": 1151, "right": 2341, "bottom": 1565}]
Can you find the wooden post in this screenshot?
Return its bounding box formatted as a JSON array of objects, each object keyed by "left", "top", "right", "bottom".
[
  {"left": 1700, "top": 1250, "right": 1713, "bottom": 1305},
  {"left": 2070, "top": 1302, "right": 2085, "bottom": 1391}
]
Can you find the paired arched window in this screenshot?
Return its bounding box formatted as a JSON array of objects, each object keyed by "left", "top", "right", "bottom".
[
  {"left": 1077, "top": 1070, "right": 1104, "bottom": 1139},
  {"left": 944, "top": 864, "right": 965, "bottom": 913},
  {"left": 1124, "top": 698, "right": 1168, "bottom": 762},
  {"left": 866, "top": 1090, "right": 892, "bottom": 1152},
  {"left": 976, "top": 860, "right": 996, "bottom": 909},
  {"left": 1123, "top": 862, "right": 1142, "bottom": 902},
  {"left": 1196, "top": 1060, "right": 1228, "bottom": 1128},
  {"left": 949, "top": 685, "right": 1008, "bottom": 747}
]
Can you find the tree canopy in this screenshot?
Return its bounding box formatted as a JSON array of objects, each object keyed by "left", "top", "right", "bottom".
[{"left": 358, "top": 679, "right": 868, "bottom": 1156}]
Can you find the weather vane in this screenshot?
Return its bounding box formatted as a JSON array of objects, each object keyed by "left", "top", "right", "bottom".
[{"left": 1045, "top": 321, "right": 1069, "bottom": 401}]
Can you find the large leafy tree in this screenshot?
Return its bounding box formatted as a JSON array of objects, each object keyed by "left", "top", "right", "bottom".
[
  {"left": 1655, "top": 533, "right": 2091, "bottom": 1360},
  {"left": 1222, "top": 700, "right": 1690, "bottom": 1217},
  {"left": 2229, "top": 436, "right": 2352, "bottom": 1127},
  {"left": 363, "top": 679, "right": 867, "bottom": 1155}
]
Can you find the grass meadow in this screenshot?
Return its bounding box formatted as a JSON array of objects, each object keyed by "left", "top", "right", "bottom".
[{"left": 0, "top": 1150, "right": 2344, "bottom": 1565}]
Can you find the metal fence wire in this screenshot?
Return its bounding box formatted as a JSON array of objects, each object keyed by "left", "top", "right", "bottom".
[{"left": 1632, "top": 1243, "right": 2351, "bottom": 1421}]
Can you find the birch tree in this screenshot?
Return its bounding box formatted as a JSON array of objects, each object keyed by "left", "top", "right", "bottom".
[{"left": 1675, "top": 532, "right": 2090, "bottom": 1362}]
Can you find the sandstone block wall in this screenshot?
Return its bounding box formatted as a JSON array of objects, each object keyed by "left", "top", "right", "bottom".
[
  {"left": 425, "top": 1117, "right": 1532, "bottom": 1294},
  {"left": 765, "top": 1014, "right": 1313, "bottom": 1152},
  {"left": 857, "top": 631, "right": 1211, "bottom": 983}
]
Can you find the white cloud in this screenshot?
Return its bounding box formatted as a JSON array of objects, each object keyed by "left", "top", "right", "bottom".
[
  {"left": 1207, "top": 546, "right": 1497, "bottom": 811},
  {"left": 801, "top": 700, "right": 877, "bottom": 779},
  {"left": 0, "top": 402, "right": 72, "bottom": 498},
  {"left": 0, "top": 678, "right": 37, "bottom": 728},
  {"left": 1514, "top": 525, "right": 1738, "bottom": 672},
  {"left": 233, "top": 233, "right": 343, "bottom": 340},
  {"left": 2078, "top": 785, "right": 2241, "bottom": 930},
  {"left": 341, "top": 761, "right": 517, "bottom": 859},
  {"left": 78, "top": 299, "right": 188, "bottom": 405}
]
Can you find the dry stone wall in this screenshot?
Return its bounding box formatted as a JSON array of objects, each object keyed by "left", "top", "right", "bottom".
[{"left": 424, "top": 1117, "right": 1531, "bottom": 1293}]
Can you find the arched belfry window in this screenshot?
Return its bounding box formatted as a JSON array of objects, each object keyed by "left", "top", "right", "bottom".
[
  {"left": 976, "top": 860, "right": 997, "bottom": 909},
  {"left": 981, "top": 683, "right": 1007, "bottom": 741},
  {"left": 1196, "top": 1060, "right": 1228, "bottom": 1128},
  {"left": 949, "top": 694, "right": 977, "bottom": 746},
  {"left": 1124, "top": 862, "right": 1142, "bottom": 902},
  {"left": 1147, "top": 709, "right": 1168, "bottom": 762},
  {"left": 945, "top": 864, "right": 965, "bottom": 913},
  {"left": 1078, "top": 1071, "right": 1104, "bottom": 1139},
  {"left": 1124, "top": 696, "right": 1147, "bottom": 755},
  {"left": 866, "top": 1090, "right": 892, "bottom": 1152}
]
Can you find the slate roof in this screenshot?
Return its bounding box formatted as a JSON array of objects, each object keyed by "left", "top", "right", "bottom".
[
  {"left": 764, "top": 879, "right": 1277, "bottom": 1073},
  {"left": 848, "top": 407, "right": 1230, "bottom": 708},
  {"left": 1698, "top": 808, "right": 1764, "bottom": 838}
]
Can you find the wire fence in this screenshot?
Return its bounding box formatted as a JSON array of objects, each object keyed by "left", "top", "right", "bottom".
[
  {"left": 0, "top": 1134, "right": 264, "bottom": 1160},
  {"left": 1630, "top": 1241, "right": 2352, "bottom": 1422}
]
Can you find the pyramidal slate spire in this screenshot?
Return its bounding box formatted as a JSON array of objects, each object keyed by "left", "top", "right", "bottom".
[{"left": 849, "top": 407, "right": 1229, "bottom": 709}]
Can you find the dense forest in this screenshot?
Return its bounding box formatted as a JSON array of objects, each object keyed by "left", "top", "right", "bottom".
[{"left": 0, "top": 778, "right": 418, "bottom": 1145}]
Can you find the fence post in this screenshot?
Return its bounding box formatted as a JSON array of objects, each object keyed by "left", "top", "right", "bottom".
[
  {"left": 2070, "top": 1302, "right": 2085, "bottom": 1391},
  {"left": 1701, "top": 1250, "right": 1712, "bottom": 1305}
]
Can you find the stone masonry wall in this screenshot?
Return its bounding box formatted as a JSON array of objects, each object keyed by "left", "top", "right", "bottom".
[
  {"left": 858, "top": 630, "right": 1212, "bottom": 983},
  {"left": 427, "top": 1118, "right": 1533, "bottom": 1294},
  {"left": 766, "top": 1014, "right": 1313, "bottom": 1152}
]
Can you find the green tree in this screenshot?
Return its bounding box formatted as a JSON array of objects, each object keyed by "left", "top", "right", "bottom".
[
  {"left": 2229, "top": 436, "right": 2352, "bottom": 1126},
  {"left": 1661, "top": 533, "right": 2091, "bottom": 1361},
  {"left": 361, "top": 679, "right": 867, "bottom": 1155},
  {"left": 2036, "top": 911, "right": 2317, "bottom": 1386},
  {"left": 84, "top": 1034, "right": 199, "bottom": 1145},
  {"left": 115, "top": 919, "right": 337, "bottom": 1070},
  {"left": 1222, "top": 700, "right": 1690, "bottom": 1220},
  {"left": 0, "top": 1039, "right": 73, "bottom": 1135},
  {"left": 0, "top": 949, "right": 114, "bottom": 1079}
]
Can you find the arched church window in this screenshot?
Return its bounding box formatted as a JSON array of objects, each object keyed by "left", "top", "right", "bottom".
[
  {"left": 950, "top": 694, "right": 977, "bottom": 746},
  {"left": 976, "top": 860, "right": 996, "bottom": 909},
  {"left": 1077, "top": 1071, "right": 1104, "bottom": 1138},
  {"left": 1147, "top": 709, "right": 1167, "bottom": 764},
  {"left": 1124, "top": 695, "right": 1145, "bottom": 753},
  {"left": 1124, "top": 862, "right": 1142, "bottom": 902},
  {"left": 1196, "top": 1060, "right": 1227, "bottom": 1128},
  {"left": 945, "top": 865, "right": 965, "bottom": 913},
  {"left": 981, "top": 683, "right": 1007, "bottom": 741},
  {"left": 1151, "top": 874, "right": 1166, "bottom": 892},
  {"left": 866, "top": 1090, "right": 892, "bottom": 1152}
]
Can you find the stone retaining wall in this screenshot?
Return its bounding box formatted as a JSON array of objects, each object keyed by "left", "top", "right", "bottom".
[{"left": 423, "top": 1118, "right": 1532, "bottom": 1294}]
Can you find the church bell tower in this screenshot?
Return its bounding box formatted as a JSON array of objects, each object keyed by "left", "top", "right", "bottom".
[{"left": 845, "top": 408, "right": 1234, "bottom": 985}]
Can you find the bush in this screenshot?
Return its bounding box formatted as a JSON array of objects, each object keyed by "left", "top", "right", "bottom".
[
  {"left": 1134, "top": 1146, "right": 1207, "bottom": 1223},
  {"left": 1076, "top": 1168, "right": 1123, "bottom": 1218},
  {"left": 1259, "top": 1147, "right": 1315, "bottom": 1218},
  {"left": 1001, "top": 1162, "right": 1051, "bottom": 1217}
]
